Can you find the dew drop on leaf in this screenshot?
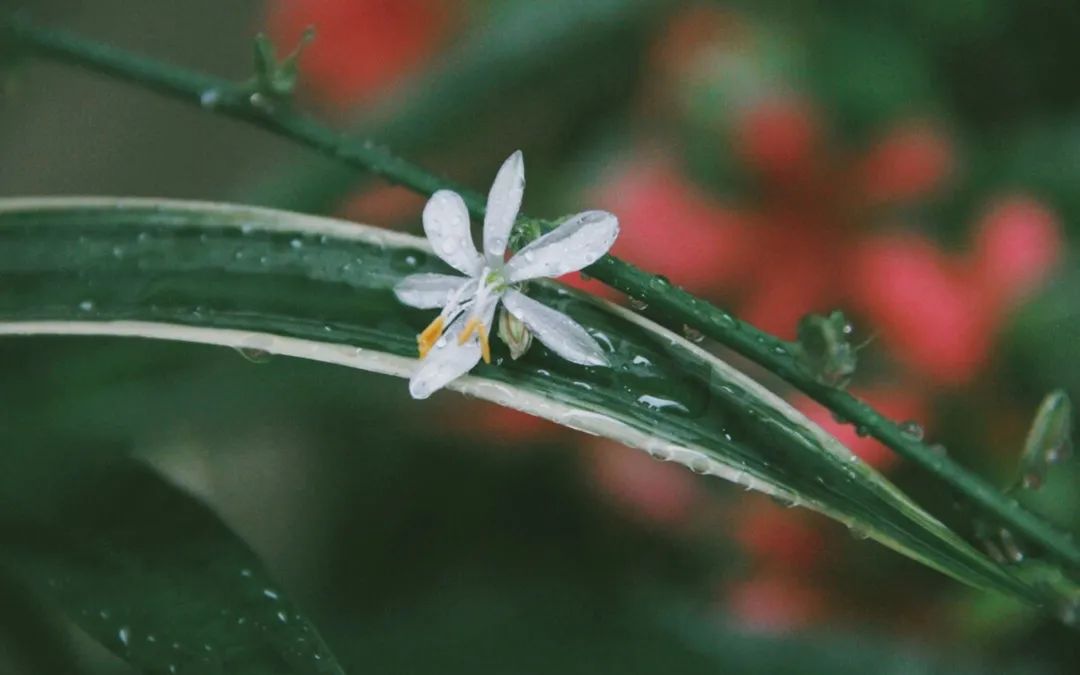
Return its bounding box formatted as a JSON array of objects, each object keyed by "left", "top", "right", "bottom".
[
  {"left": 235, "top": 348, "right": 271, "bottom": 363},
  {"left": 681, "top": 324, "right": 705, "bottom": 343},
  {"left": 688, "top": 456, "right": 710, "bottom": 474},
  {"left": 200, "top": 89, "right": 221, "bottom": 108},
  {"left": 848, "top": 524, "right": 871, "bottom": 540},
  {"left": 898, "top": 420, "right": 924, "bottom": 441}
]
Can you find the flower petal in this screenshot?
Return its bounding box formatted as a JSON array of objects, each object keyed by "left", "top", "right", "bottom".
[
  {"left": 502, "top": 289, "right": 608, "bottom": 366},
  {"left": 483, "top": 150, "right": 525, "bottom": 261},
  {"left": 409, "top": 316, "right": 482, "bottom": 399},
  {"left": 423, "top": 190, "right": 482, "bottom": 276},
  {"left": 505, "top": 210, "right": 618, "bottom": 282},
  {"left": 394, "top": 273, "right": 470, "bottom": 309}
]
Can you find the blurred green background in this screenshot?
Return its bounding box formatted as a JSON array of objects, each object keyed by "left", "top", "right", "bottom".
[{"left": 2, "top": 0, "right": 1079, "bottom": 673}]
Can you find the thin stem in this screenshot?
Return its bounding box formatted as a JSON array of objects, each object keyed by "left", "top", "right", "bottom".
[{"left": 5, "top": 14, "right": 1078, "bottom": 567}]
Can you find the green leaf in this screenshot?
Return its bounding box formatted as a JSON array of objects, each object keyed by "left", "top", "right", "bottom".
[
  {"left": 0, "top": 197, "right": 1051, "bottom": 612},
  {"left": 0, "top": 460, "right": 345, "bottom": 675}
]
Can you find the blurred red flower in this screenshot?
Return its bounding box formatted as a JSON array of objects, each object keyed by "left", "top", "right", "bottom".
[
  {"left": 581, "top": 157, "right": 752, "bottom": 298},
  {"left": 587, "top": 439, "right": 702, "bottom": 528},
  {"left": 627, "top": 6, "right": 1064, "bottom": 385},
  {"left": 266, "top": 0, "right": 454, "bottom": 109},
  {"left": 851, "top": 200, "right": 1062, "bottom": 386},
  {"left": 726, "top": 571, "right": 828, "bottom": 632},
  {"left": 732, "top": 499, "right": 826, "bottom": 569}
]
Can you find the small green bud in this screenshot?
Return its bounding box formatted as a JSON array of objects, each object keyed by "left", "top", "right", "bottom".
[
  {"left": 1017, "top": 390, "right": 1073, "bottom": 490},
  {"left": 252, "top": 26, "right": 315, "bottom": 99},
  {"left": 497, "top": 309, "right": 532, "bottom": 360},
  {"left": 796, "top": 310, "right": 856, "bottom": 388}
]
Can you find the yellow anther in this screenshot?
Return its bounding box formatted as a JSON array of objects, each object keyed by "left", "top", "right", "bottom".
[
  {"left": 458, "top": 317, "right": 481, "bottom": 345},
  {"left": 417, "top": 315, "right": 445, "bottom": 359},
  {"left": 478, "top": 324, "right": 491, "bottom": 364},
  {"left": 457, "top": 317, "right": 492, "bottom": 364}
]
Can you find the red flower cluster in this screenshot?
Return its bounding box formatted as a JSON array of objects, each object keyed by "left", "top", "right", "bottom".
[
  {"left": 266, "top": 0, "right": 455, "bottom": 110},
  {"left": 586, "top": 5, "right": 1063, "bottom": 388}
]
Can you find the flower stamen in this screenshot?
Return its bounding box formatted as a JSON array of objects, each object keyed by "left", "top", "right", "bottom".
[
  {"left": 478, "top": 324, "right": 491, "bottom": 364},
  {"left": 458, "top": 316, "right": 492, "bottom": 364},
  {"left": 417, "top": 315, "right": 445, "bottom": 359}
]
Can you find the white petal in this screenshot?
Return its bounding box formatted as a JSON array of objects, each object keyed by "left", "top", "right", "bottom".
[
  {"left": 409, "top": 316, "right": 482, "bottom": 399},
  {"left": 505, "top": 210, "right": 618, "bottom": 282},
  {"left": 483, "top": 150, "right": 525, "bottom": 262},
  {"left": 394, "top": 273, "right": 469, "bottom": 309},
  {"left": 502, "top": 289, "right": 608, "bottom": 366},
  {"left": 423, "top": 190, "right": 482, "bottom": 276}
]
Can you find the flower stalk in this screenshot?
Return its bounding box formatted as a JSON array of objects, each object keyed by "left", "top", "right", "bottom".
[{"left": 3, "top": 13, "right": 1078, "bottom": 569}]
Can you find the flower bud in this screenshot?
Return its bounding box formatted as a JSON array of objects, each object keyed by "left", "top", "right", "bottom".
[{"left": 497, "top": 309, "right": 532, "bottom": 360}]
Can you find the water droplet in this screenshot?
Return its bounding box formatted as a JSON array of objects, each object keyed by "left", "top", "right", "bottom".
[
  {"left": 1059, "top": 600, "right": 1080, "bottom": 626},
  {"left": 682, "top": 324, "right": 705, "bottom": 343},
  {"left": 929, "top": 443, "right": 948, "bottom": 456},
  {"left": 648, "top": 275, "right": 670, "bottom": 290},
  {"left": 688, "top": 456, "right": 710, "bottom": 474},
  {"left": 119, "top": 626, "right": 131, "bottom": 647},
  {"left": 78, "top": 300, "right": 94, "bottom": 312},
  {"left": 647, "top": 445, "right": 673, "bottom": 461},
  {"left": 262, "top": 589, "right": 279, "bottom": 600},
  {"left": 998, "top": 528, "right": 1025, "bottom": 563},
  {"left": 289, "top": 238, "right": 303, "bottom": 249},
  {"left": 1018, "top": 466, "right": 1043, "bottom": 490},
  {"left": 629, "top": 297, "right": 648, "bottom": 311},
  {"left": 636, "top": 395, "right": 690, "bottom": 414},
  {"left": 848, "top": 524, "right": 871, "bottom": 540},
  {"left": 631, "top": 355, "right": 652, "bottom": 366},
  {"left": 249, "top": 91, "right": 272, "bottom": 111},
  {"left": 200, "top": 89, "right": 221, "bottom": 108},
  {"left": 236, "top": 345, "right": 272, "bottom": 364},
  {"left": 898, "top": 420, "right": 924, "bottom": 441}
]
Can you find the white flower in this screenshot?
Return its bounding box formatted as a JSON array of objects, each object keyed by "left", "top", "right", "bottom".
[{"left": 394, "top": 150, "right": 619, "bottom": 399}]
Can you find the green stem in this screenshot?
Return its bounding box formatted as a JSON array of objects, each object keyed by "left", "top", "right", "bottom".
[{"left": 5, "top": 14, "right": 1078, "bottom": 568}]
